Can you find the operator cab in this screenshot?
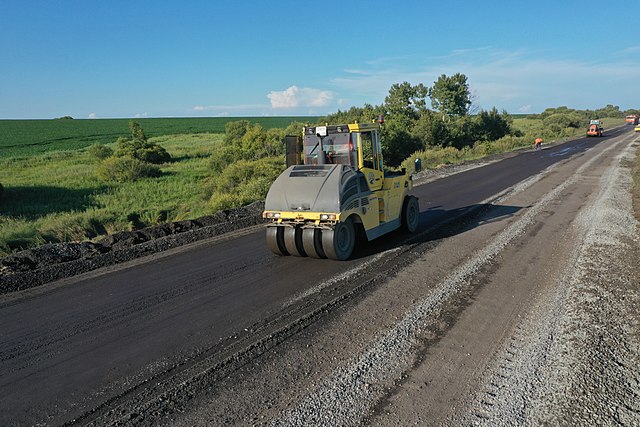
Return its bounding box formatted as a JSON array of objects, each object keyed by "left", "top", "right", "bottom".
[{"left": 301, "top": 123, "right": 383, "bottom": 170}]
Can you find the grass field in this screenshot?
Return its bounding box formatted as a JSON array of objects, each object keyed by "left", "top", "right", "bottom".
[
  {"left": 0, "top": 132, "right": 230, "bottom": 255},
  {"left": 0, "top": 116, "right": 316, "bottom": 159}
]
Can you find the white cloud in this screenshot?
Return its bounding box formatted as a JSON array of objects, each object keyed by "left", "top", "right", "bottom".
[
  {"left": 267, "top": 85, "right": 333, "bottom": 109},
  {"left": 88, "top": 112, "right": 97, "bottom": 119},
  {"left": 134, "top": 112, "right": 148, "bottom": 118}
]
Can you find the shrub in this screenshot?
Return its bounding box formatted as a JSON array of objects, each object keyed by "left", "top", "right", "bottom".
[
  {"left": 136, "top": 142, "right": 172, "bottom": 164},
  {"left": 113, "top": 121, "right": 171, "bottom": 164},
  {"left": 212, "top": 157, "right": 284, "bottom": 193},
  {"left": 96, "top": 157, "right": 161, "bottom": 183},
  {"left": 88, "top": 143, "right": 114, "bottom": 160},
  {"left": 209, "top": 144, "right": 240, "bottom": 174},
  {"left": 209, "top": 192, "right": 251, "bottom": 212},
  {"left": 114, "top": 138, "right": 171, "bottom": 164},
  {"left": 206, "top": 157, "right": 285, "bottom": 209},
  {"left": 543, "top": 112, "right": 584, "bottom": 129}
]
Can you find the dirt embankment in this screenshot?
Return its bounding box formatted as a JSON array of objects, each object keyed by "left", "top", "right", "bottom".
[{"left": 0, "top": 201, "right": 265, "bottom": 294}]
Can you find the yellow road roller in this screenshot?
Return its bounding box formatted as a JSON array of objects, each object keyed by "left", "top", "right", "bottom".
[{"left": 263, "top": 121, "right": 419, "bottom": 260}]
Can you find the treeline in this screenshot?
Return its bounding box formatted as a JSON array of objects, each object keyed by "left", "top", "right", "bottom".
[
  {"left": 320, "top": 77, "right": 636, "bottom": 167},
  {"left": 320, "top": 75, "right": 515, "bottom": 166},
  {"left": 531, "top": 105, "right": 631, "bottom": 135}
]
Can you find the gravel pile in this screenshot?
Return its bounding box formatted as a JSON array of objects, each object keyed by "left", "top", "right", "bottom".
[{"left": 0, "top": 201, "right": 265, "bottom": 294}]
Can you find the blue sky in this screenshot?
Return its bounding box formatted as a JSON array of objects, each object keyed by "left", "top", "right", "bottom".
[{"left": 1, "top": 0, "right": 639, "bottom": 119}]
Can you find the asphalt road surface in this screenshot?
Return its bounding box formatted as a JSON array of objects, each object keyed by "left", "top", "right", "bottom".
[{"left": 1, "top": 126, "right": 638, "bottom": 426}]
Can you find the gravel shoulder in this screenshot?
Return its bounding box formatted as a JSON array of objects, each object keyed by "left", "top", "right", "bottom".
[{"left": 455, "top": 138, "right": 640, "bottom": 426}]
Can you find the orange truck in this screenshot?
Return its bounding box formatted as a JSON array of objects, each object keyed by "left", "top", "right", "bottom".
[{"left": 625, "top": 114, "right": 639, "bottom": 125}]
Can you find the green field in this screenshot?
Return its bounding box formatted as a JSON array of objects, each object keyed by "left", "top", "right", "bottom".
[{"left": 0, "top": 117, "right": 316, "bottom": 159}]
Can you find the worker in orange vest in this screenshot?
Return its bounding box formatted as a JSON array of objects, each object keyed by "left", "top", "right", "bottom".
[{"left": 534, "top": 137, "right": 543, "bottom": 150}]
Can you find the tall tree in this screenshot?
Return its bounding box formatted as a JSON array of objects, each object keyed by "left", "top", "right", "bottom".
[
  {"left": 429, "top": 73, "right": 472, "bottom": 118},
  {"left": 384, "top": 82, "right": 429, "bottom": 122}
]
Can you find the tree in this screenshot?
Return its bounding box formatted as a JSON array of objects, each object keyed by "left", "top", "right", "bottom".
[
  {"left": 129, "top": 120, "right": 147, "bottom": 143},
  {"left": 384, "top": 82, "right": 429, "bottom": 122},
  {"left": 429, "top": 73, "right": 472, "bottom": 118},
  {"left": 322, "top": 104, "right": 384, "bottom": 125},
  {"left": 381, "top": 120, "right": 423, "bottom": 167},
  {"left": 473, "top": 108, "right": 513, "bottom": 142}
]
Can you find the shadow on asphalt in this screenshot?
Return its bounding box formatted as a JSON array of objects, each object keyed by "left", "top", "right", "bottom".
[{"left": 350, "top": 203, "right": 524, "bottom": 260}]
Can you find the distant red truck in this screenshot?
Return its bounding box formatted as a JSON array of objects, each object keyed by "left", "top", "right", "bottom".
[{"left": 625, "top": 114, "right": 639, "bottom": 125}]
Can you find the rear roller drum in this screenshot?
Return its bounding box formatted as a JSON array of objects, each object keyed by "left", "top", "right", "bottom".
[
  {"left": 302, "top": 228, "right": 326, "bottom": 259},
  {"left": 266, "top": 226, "right": 289, "bottom": 256},
  {"left": 284, "top": 227, "right": 307, "bottom": 257},
  {"left": 322, "top": 218, "right": 355, "bottom": 261}
]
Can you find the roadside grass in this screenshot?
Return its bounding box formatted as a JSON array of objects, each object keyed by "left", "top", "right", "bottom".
[
  {"left": 0, "top": 116, "right": 631, "bottom": 257},
  {"left": 401, "top": 117, "right": 626, "bottom": 171},
  {"left": 0, "top": 133, "right": 223, "bottom": 256}
]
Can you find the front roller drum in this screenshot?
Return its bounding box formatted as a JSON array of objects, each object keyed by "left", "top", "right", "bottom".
[
  {"left": 302, "top": 228, "right": 326, "bottom": 259},
  {"left": 266, "top": 226, "right": 289, "bottom": 256},
  {"left": 283, "top": 227, "right": 307, "bottom": 257},
  {"left": 322, "top": 218, "right": 355, "bottom": 261}
]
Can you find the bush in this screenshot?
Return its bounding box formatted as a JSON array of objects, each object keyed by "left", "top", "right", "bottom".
[
  {"left": 88, "top": 143, "right": 114, "bottom": 160},
  {"left": 211, "top": 157, "right": 284, "bottom": 194},
  {"left": 473, "top": 108, "right": 512, "bottom": 142},
  {"left": 96, "top": 157, "right": 161, "bottom": 183},
  {"left": 114, "top": 138, "right": 171, "bottom": 164},
  {"left": 209, "top": 192, "right": 252, "bottom": 213},
  {"left": 136, "top": 142, "right": 172, "bottom": 164},
  {"left": 113, "top": 121, "right": 171, "bottom": 164},
  {"left": 543, "top": 112, "right": 584, "bottom": 129},
  {"left": 206, "top": 157, "right": 285, "bottom": 209},
  {"left": 209, "top": 144, "right": 240, "bottom": 174}
]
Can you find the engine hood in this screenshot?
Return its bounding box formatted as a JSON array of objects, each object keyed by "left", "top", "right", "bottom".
[{"left": 264, "top": 164, "right": 357, "bottom": 213}]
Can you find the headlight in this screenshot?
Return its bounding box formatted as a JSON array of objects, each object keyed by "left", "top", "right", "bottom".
[
  {"left": 264, "top": 212, "right": 281, "bottom": 219},
  {"left": 320, "top": 214, "right": 337, "bottom": 220}
]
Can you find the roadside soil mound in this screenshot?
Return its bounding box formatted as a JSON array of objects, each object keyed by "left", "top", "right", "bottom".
[{"left": 0, "top": 201, "right": 265, "bottom": 294}]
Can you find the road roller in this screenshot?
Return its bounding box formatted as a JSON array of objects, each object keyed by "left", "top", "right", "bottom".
[{"left": 263, "top": 121, "right": 419, "bottom": 260}]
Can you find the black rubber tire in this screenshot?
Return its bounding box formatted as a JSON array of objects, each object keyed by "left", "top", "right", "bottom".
[
  {"left": 283, "top": 227, "right": 307, "bottom": 257},
  {"left": 401, "top": 196, "right": 420, "bottom": 233},
  {"left": 302, "top": 228, "right": 326, "bottom": 259},
  {"left": 322, "top": 218, "right": 355, "bottom": 261},
  {"left": 266, "top": 226, "right": 288, "bottom": 256}
]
